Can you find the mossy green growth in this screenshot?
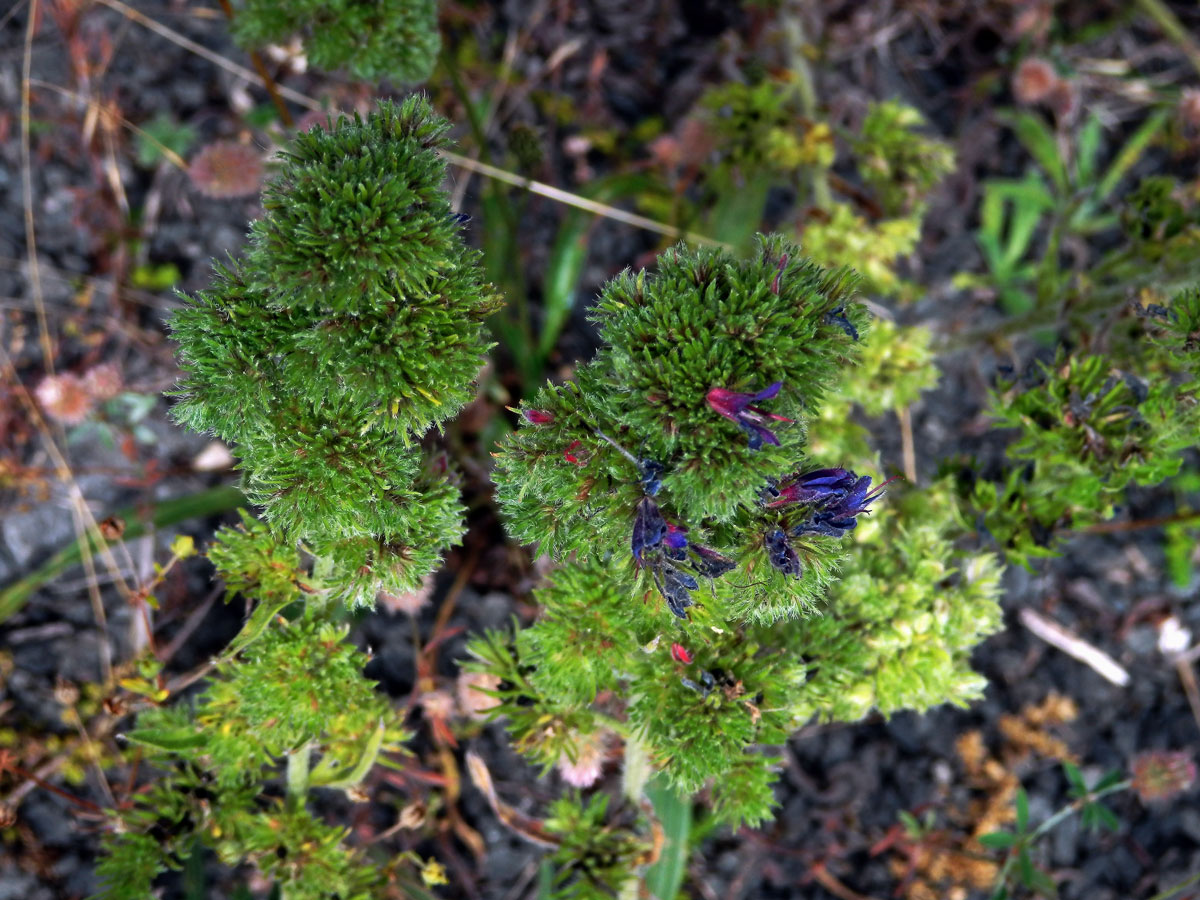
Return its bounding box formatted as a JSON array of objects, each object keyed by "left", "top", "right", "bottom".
[
  {"left": 169, "top": 98, "right": 498, "bottom": 605},
  {"left": 967, "top": 292, "right": 1200, "bottom": 567},
  {"left": 850, "top": 100, "right": 956, "bottom": 217},
  {"left": 232, "top": 0, "right": 440, "bottom": 84},
  {"left": 479, "top": 235, "right": 1003, "bottom": 835},
  {"left": 96, "top": 614, "right": 410, "bottom": 900},
  {"left": 784, "top": 481, "right": 1003, "bottom": 723}
]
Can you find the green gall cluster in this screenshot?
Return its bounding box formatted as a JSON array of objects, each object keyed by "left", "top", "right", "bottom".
[{"left": 232, "top": 0, "right": 440, "bottom": 84}]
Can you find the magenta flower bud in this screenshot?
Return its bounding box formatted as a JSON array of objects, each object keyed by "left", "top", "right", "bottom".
[
  {"left": 521, "top": 408, "right": 555, "bottom": 425},
  {"left": 706, "top": 381, "right": 792, "bottom": 450},
  {"left": 670, "top": 642, "right": 693, "bottom": 664}
]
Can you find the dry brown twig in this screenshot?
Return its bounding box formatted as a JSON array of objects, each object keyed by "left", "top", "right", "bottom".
[
  {"left": 1018, "top": 607, "right": 1131, "bottom": 687},
  {"left": 91, "top": 0, "right": 726, "bottom": 247}
]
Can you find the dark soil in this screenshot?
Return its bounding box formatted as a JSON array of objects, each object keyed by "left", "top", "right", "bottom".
[{"left": 2, "top": 2, "right": 1198, "bottom": 899}]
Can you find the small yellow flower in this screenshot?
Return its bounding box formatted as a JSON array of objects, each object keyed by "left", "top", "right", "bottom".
[{"left": 420, "top": 858, "right": 449, "bottom": 887}]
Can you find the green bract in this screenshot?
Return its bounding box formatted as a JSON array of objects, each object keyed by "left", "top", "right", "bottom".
[
  {"left": 169, "top": 97, "right": 496, "bottom": 604},
  {"left": 232, "top": 0, "right": 440, "bottom": 84}
]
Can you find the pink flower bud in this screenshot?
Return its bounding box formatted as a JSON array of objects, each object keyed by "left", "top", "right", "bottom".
[
  {"left": 670, "top": 643, "right": 693, "bottom": 664},
  {"left": 522, "top": 409, "right": 555, "bottom": 425}
]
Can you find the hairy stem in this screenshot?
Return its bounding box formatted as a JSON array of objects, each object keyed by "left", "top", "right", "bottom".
[{"left": 286, "top": 743, "right": 312, "bottom": 813}]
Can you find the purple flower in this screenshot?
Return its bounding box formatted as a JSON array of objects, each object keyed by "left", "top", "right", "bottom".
[
  {"left": 662, "top": 523, "right": 736, "bottom": 577},
  {"left": 767, "top": 467, "right": 857, "bottom": 509},
  {"left": 639, "top": 458, "right": 665, "bottom": 496},
  {"left": 653, "top": 562, "right": 699, "bottom": 619},
  {"left": 632, "top": 497, "right": 667, "bottom": 564},
  {"left": 520, "top": 408, "right": 555, "bottom": 425},
  {"left": 681, "top": 668, "right": 716, "bottom": 697},
  {"left": 780, "top": 469, "right": 898, "bottom": 538},
  {"left": 706, "top": 381, "right": 793, "bottom": 450},
  {"left": 663, "top": 523, "right": 689, "bottom": 561},
  {"left": 764, "top": 528, "right": 802, "bottom": 577},
  {"left": 689, "top": 544, "right": 736, "bottom": 578},
  {"left": 825, "top": 304, "right": 859, "bottom": 341}
]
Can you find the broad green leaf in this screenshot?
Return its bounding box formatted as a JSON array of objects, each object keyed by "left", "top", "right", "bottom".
[
  {"left": 1075, "top": 115, "right": 1104, "bottom": 187},
  {"left": 644, "top": 778, "right": 692, "bottom": 900},
  {"left": 309, "top": 719, "right": 387, "bottom": 789},
  {"left": 227, "top": 594, "right": 297, "bottom": 658},
  {"left": 183, "top": 838, "right": 207, "bottom": 900},
  {"left": 708, "top": 169, "right": 773, "bottom": 254},
  {"left": 1015, "top": 787, "right": 1030, "bottom": 832},
  {"left": 1031, "top": 867, "right": 1059, "bottom": 897},
  {"left": 1091, "top": 802, "right": 1121, "bottom": 832},
  {"left": 540, "top": 174, "right": 658, "bottom": 360},
  {"left": 1061, "top": 760, "right": 1086, "bottom": 793},
  {"left": 1017, "top": 847, "right": 1036, "bottom": 887},
  {"left": 898, "top": 810, "right": 923, "bottom": 837}
]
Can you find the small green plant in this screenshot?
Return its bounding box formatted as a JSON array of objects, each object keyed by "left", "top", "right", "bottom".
[
  {"left": 962, "top": 288, "right": 1200, "bottom": 567},
  {"left": 231, "top": 0, "right": 440, "bottom": 84},
  {"left": 979, "top": 752, "right": 1195, "bottom": 900},
  {"left": 473, "top": 236, "right": 1003, "bottom": 892},
  {"left": 97, "top": 97, "right": 496, "bottom": 898},
  {"left": 956, "top": 105, "right": 1192, "bottom": 316}
]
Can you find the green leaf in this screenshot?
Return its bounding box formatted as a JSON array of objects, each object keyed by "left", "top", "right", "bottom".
[
  {"left": 539, "top": 174, "right": 658, "bottom": 361},
  {"left": 1093, "top": 770, "right": 1125, "bottom": 792},
  {"left": 978, "top": 831, "right": 1017, "bottom": 850},
  {"left": 1017, "top": 847, "right": 1036, "bottom": 887},
  {"left": 136, "top": 113, "right": 197, "bottom": 167},
  {"left": 226, "top": 594, "right": 297, "bottom": 658},
  {"left": 183, "top": 838, "right": 207, "bottom": 900},
  {"left": 644, "top": 778, "right": 692, "bottom": 900},
  {"left": 1003, "top": 111, "right": 1069, "bottom": 195},
  {"left": 309, "top": 718, "right": 386, "bottom": 789},
  {"left": 708, "top": 169, "right": 773, "bottom": 253},
  {"left": 131, "top": 262, "right": 183, "bottom": 291},
  {"left": 898, "top": 809, "right": 923, "bottom": 838},
  {"left": 1090, "top": 802, "right": 1121, "bottom": 833},
  {"left": 1075, "top": 115, "right": 1104, "bottom": 187},
  {"left": 1062, "top": 760, "right": 1086, "bottom": 794},
  {"left": 1030, "top": 867, "right": 1059, "bottom": 897},
  {"left": 1095, "top": 109, "right": 1168, "bottom": 204},
  {"left": 536, "top": 860, "right": 555, "bottom": 900},
  {"left": 1015, "top": 788, "right": 1030, "bottom": 832},
  {"left": 122, "top": 725, "right": 208, "bottom": 753},
  {"left": 1165, "top": 523, "right": 1198, "bottom": 588}
]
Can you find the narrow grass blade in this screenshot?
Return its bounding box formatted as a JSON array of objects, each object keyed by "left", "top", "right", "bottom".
[{"left": 0, "top": 484, "right": 245, "bottom": 621}]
